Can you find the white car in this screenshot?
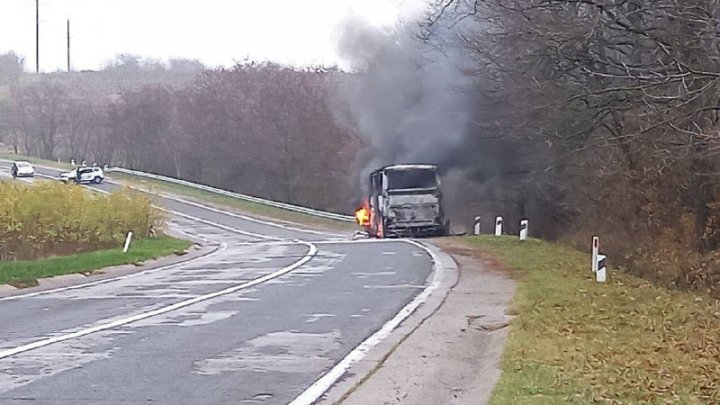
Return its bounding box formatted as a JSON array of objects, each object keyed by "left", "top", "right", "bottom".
[
  {"left": 60, "top": 167, "right": 105, "bottom": 184},
  {"left": 11, "top": 161, "right": 35, "bottom": 178}
]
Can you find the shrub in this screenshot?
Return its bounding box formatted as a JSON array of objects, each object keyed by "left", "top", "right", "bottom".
[{"left": 0, "top": 181, "right": 165, "bottom": 260}]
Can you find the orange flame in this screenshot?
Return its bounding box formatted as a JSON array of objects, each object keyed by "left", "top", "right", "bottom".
[{"left": 355, "top": 199, "right": 371, "bottom": 227}]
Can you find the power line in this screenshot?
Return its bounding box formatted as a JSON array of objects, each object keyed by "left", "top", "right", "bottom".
[
  {"left": 36, "top": 0, "right": 39, "bottom": 73},
  {"left": 67, "top": 18, "right": 70, "bottom": 72}
]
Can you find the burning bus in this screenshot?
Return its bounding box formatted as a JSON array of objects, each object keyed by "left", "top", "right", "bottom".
[{"left": 356, "top": 164, "right": 448, "bottom": 238}]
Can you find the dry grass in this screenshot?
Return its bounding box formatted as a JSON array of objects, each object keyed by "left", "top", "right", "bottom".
[
  {"left": 461, "top": 236, "right": 720, "bottom": 404},
  {"left": 0, "top": 181, "right": 165, "bottom": 260}
]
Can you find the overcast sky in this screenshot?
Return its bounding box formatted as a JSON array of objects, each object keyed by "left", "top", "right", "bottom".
[{"left": 0, "top": 0, "right": 430, "bottom": 72}]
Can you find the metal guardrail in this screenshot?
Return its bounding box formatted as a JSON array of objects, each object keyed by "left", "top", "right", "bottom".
[{"left": 108, "top": 167, "right": 356, "bottom": 222}]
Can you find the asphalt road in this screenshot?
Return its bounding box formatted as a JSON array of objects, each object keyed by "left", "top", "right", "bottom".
[{"left": 0, "top": 163, "right": 439, "bottom": 404}]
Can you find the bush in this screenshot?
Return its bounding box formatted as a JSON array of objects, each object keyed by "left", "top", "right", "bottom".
[{"left": 0, "top": 181, "right": 165, "bottom": 260}]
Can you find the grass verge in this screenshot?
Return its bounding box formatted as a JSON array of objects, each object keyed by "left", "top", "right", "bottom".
[
  {"left": 0, "top": 152, "right": 74, "bottom": 170},
  {"left": 109, "top": 172, "right": 357, "bottom": 232},
  {"left": 461, "top": 236, "right": 720, "bottom": 404},
  {"left": 0, "top": 237, "right": 192, "bottom": 288}
]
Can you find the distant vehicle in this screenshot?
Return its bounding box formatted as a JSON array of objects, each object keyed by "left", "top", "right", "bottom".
[
  {"left": 359, "top": 164, "right": 448, "bottom": 238},
  {"left": 10, "top": 161, "right": 35, "bottom": 178},
  {"left": 60, "top": 167, "right": 104, "bottom": 184}
]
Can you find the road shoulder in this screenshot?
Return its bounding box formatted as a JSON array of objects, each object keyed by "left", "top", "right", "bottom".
[{"left": 329, "top": 238, "right": 515, "bottom": 405}]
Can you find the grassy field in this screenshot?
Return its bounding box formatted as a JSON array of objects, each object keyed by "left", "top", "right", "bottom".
[
  {"left": 0, "top": 237, "right": 192, "bottom": 288},
  {"left": 461, "top": 236, "right": 720, "bottom": 404},
  {"left": 109, "top": 172, "right": 357, "bottom": 232}
]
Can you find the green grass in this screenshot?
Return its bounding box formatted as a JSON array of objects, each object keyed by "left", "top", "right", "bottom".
[
  {"left": 459, "top": 236, "right": 720, "bottom": 404},
  {"left": 0, "top": 237, "right": 192, "bottom": 288},
  {"left": 0, "top": 152, "right": 74, "bottom": 170},
  {"left": 109, "top": 172, "right": 357, "bottom": 232}
]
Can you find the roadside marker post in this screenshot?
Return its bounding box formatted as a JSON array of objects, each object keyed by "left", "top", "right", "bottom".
[
  {"left": 592, "top": 236, "right": 599, "bottom": 273},
  {"left": 123, "top": 231, "right": 133, "bottom": 253},
  {"left": 596, "top": 254, "right": 607, "bottom": 282},
  {"left": 519, "top": 219, "right": 528, "bottom": 241},
  {"left": 473, "top": 216, "right": 481, "bottom": 235},
  {"left": 495, "top": 216, "right": 503, "bottom": 236}
]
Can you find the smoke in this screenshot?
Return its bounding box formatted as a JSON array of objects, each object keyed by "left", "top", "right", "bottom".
[
  {"left": 333, "top": 8, "right": 525, "bottom": 232},
  {"left": 333, "top": 12, "right": 476, "bottom": 190}
]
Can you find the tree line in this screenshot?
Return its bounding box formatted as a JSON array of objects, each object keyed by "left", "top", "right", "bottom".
[
  {"left": 3, "top": 0, "right": 720, "bottom": 294},
  {"left": 427, "top": 0, "right": 720, "bottom": 292},
  {"left": 0, "top": 59, "right": 360, "bottom": 213}
]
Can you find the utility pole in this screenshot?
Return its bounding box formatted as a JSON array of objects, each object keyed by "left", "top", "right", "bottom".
[
  {"left": 67, "top": 19, "right": 70, "bottom": 72},
  {"left": 35, "top": 0, "right": 39, "bottom": 73}
]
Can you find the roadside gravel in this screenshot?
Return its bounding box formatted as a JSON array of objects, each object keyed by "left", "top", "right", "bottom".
[{"left": 337, "top": 238, "right": 516, "bottom": 405}]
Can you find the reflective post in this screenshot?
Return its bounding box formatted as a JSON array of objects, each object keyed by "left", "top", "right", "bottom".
[
  {"left": 495, "top": 216, "right": 503, "bottom": 236},
  {"left": 519, "top": 219, "right": 528, "bottom": 241}
]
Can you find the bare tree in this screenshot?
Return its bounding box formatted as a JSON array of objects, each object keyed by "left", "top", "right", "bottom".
[{"left": 424, "top": 0, "right": 720, "bottom": 288}]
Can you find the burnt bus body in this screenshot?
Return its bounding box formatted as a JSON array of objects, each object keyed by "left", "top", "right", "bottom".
[{"left": 368, "top": 164, "right": 447, "bottom": 238}]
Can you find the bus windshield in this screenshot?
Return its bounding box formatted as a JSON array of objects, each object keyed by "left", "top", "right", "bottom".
[{"left": 386, "top": 169, "right": 437, "bottom": 190}]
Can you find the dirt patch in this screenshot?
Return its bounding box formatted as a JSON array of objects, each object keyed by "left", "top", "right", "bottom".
[
  {"left": 339, "top": 238, "right": 516, "bottom": 405},
  {"left": 433, "top": 238, "right": 515, "bottom": 278}
]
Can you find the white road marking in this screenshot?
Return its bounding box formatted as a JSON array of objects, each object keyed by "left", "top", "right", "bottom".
[
  {"left": 0, "top": 244, "right": 228, "bottom": 302},
  {"left": 288, "top": 240, "right": 444, "bottom": 405},
  {"left": 8, "top": 162, "right": 448, "bottom": 404},
  {"left": 32, "top": 172, "right": 59, "bottom": 181},
  {"left": 233, "top": 241, "right": 314, "bottom": 247},
  {"left": 350, "top": 272, "right": 396, "bottom": 277},
  {"left": 311, "top": 239, "right": 411, "bottom": 245},
  {"left": 167, "top": 209, "right": 280, "bottom": 242},
  {"left": 145, "top": 191, "right": 345, "bottom": 238},
  {"left": 94, "top": 172, "right": 346, "bottom": 239},
  {"left": 169, "top": 226, "right": 214, "bottom": 244},
  {"left": 304, "top": 313, "right": 336, "bottom": 323},
  {"left": 0, "top": 175, "right": 311, "bottom": 302},
  {"left": 0, "top": 242, "right": 317, "bottom": 361},
  {"left": 363, "top": 284, "right": 425, "bottom": 290}
]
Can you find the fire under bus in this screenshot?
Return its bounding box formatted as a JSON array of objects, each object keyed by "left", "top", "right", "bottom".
[{"left": 356, "top": 164, "right": 448, "bottom": 238}]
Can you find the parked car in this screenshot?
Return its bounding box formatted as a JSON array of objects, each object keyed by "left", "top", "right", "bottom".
[
  {"left": 11, "top": 161, "right": 35, "bottom": 178},
  {"left": 59, "top": 167, "right": 104, "bottom": 184}
]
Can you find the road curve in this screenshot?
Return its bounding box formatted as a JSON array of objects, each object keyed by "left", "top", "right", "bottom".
[{"left": 0, "top": 163, "right": 441, "bottom": 404}]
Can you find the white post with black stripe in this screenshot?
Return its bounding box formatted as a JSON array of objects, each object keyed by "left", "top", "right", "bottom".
[
  {"left": 591, "top": 236, "right": 599, "bottom": 273},
  {"left": 495, "top": 216, "right": 502, "bottom": 236},
  {"left": 519, "top": 219, "right": 528, "bottom": 241},
  {"left": 123, "top": 231, "right": 133, "bottom": 253},
  {"left": 596, "top": 254, "right": 607, "bottom": 282},
  {"left": 473, "top": 216, "right": 481, "bottom": 235}
]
